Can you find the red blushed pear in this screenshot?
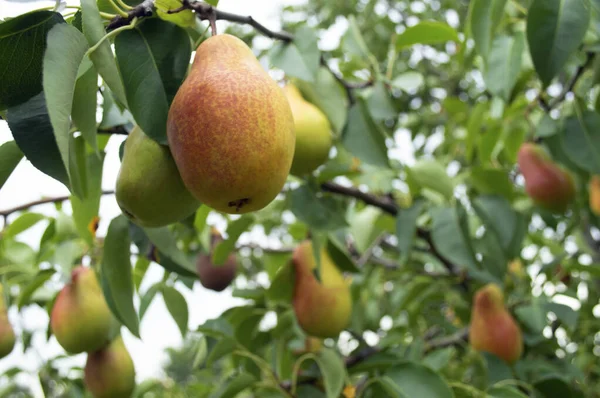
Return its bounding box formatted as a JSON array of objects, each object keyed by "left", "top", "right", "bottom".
[
  {"left": 196, "top": 230, "right": 238, "bottom": 292},
  {"left": 517, "top": 143, "right": 575, "bottom": 213},
  {"left": 469, "top": 284, "right": 523, "bottom": 364},
  {"left": 84, "top": 335, "right": 135, "bottom": 398},
  {"left": 50, "top": 266, "right": 115, "bottom": 354},
  {"left": 0, "top": 285, "right": 15, "bottom": 359},
  {"left": 292, "top": 241, "right": 352, "bottom": 338},
  {"left": 589, "top": 175, "right": 600, "bottom": 216}
]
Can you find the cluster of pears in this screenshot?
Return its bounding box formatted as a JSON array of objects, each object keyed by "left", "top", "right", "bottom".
[
  {"left": 469, "top": 283, "right": 523, "bottom": 364},
  {"left": 291, "top": 241, "right": 352, "bottom": 338},
  {"left": 116, "top": 33, "right": 333, "bottom": 227},
  {"left": 517, "top": 142, "right": 575, "bottom": 213},
  {"left": 0, "top": 285, "right": 16, "bottom": 360},
  {"left": 50, "top": 266, "right": 136, "bottom": 398}
]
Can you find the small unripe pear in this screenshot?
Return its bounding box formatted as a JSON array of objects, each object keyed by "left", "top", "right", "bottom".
[
  {"left": 292, "top": 241, "right": 352, "bottom": 338},
  {"left": 196, "top": 230, "right": 238, "bottom": 292},
  {"left": 84, "top": 336, "right": 135, "bottom": 398},
  {"left": 517, "top": 143, "right": 575, "bottom": 213},
  {"left": 469, "top": 284, "right": 523, "bottom": 364},
  {"left": 51, "top": 266, "right": 114, "bottom": 354},
  {"left": 589, "top": 175, "right": 600, "bottom": 216},
  {"left": 283, "top": 84, "right": 333, "bottom": 176},
  {"left": 0, "top": 285, "right": 15, "bottom": 359}
]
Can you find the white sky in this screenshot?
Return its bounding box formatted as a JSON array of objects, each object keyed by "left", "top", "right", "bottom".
[{"left": 0, "top": 0, "right": 307, "bottom": 393}]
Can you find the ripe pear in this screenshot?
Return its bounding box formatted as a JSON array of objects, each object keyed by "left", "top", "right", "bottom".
[
  {"left": 196, "top": 231, "right": 238, "bottom": 292},
  {"left": 84, "top": 335, "right": 135, "bottom": 398},
  {"left": 167, "top": 34, "right": 295, "bottom": 214},
  {"left": 0, "top": 285, "right": 15, "bottom": 359},
  {"left": 51, "top": 266, "right": 114, "bottom": 354},
  {"left": 517, "top": 143, "right": 575, "bottom": 213},
  {"left": 469, "top": 283, "right": 523, "bottom": 364},
  {"left": 116, "top": 125, "right": 199, "bottom": 227},
  {"left": 292, "top": 241, "right": 352, "bottom": 338},
  {"left": 589, "top": 175, "right": 600, "bottom": 216},
  {"left": 283, "top": 84, "right": 332, "bottom": 176}
]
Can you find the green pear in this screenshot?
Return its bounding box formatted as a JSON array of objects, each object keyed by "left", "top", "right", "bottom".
[
  {"left": 292, "top": 240, "right": 352, "bottom": 338},
  {"left": 116, "top": 125, "right": 200, "bottom": 227},
  {"left": 84, "top": 335, "right": 136, "bottom": 398},
  {"left": 0, "top": 285, "right": 15, "bottom": 359},
  {"left": 284, "top": 84, "right": 333, "bottom": 176},
  {"left": 469, "top": 283, "right": 523, "bottom": 363},
  {"left": 167, "top": 34, "right": 295, "bottom": 214},
  {"left": 50, "top": 266, "right": 115, "bottom": 354}
]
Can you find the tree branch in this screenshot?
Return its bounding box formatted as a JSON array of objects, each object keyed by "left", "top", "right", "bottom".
[
  {"left": 423, "top": 327, "right": 469, "bottom": 354},
  {"left": 98, "top": 125, "right": 130, "bottom": 135},
  {"left": 0, "top": 191, "right": 115, "bottom": 218},
  {"left": 319, "top": 56, "right": 373, "bottom": 104},
  {"left": 106, "top": 0, "right": 154, "bottom": 30}
]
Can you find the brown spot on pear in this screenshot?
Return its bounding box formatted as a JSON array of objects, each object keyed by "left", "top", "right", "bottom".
[
  {"left": 167, "top": 34, "right": 295, "bottom": 214},
  {"left": 469, "top": 283, "right": 523, "bottom": 364},
  {"left": 50, "top": 266, "right": 115, "bottom": 354},
  {"left": 0, "top": 285, "right": 15, "bottom": 359},
  {"left": 517, "top": 143, "right": 575, "bottom": 213},
  {"left": 115, "top": 125, "right": 199, "bottom": 227},
  {"left": 84, "top": 335, "right": 135, "bottom": 398},
  {"left": 283, "top": 83, "right": 332, "bottom": 176},
  {"left": 292, "top": 241, "right": 352, "bottom": 338}
]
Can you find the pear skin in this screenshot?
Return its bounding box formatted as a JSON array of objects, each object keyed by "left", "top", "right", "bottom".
[
  {"left": 469, "top": 284, "right": 523, "bottom": 364},
  {"left": 84, "top": 335, "right": 136, "bottom": 398},
  {"left": 116, "top": 125, "right": 199, "bottom": 227},
  {"left": 292, "top": 241, "right": 352, "bottom": 338},
  {"left": 0, "top": 285, "right": 15, "bottom": 359},
  {"left": 50, "top": 266, "right": 114, "bottom": 354},
  {"left": 196, "top": 230, "right": 238, "bottom": 291},
  {"left": 167, "top": 34, "right": 295, "bottom": 214},
  {"left": 589, "top": 175, "right": 600, "bottom": 216},
  {"left": 517, "top": 143, "right": 575, "bottom": 213},
  {"left": 283, "top": 84, "right": 332, "bottom": 176}
]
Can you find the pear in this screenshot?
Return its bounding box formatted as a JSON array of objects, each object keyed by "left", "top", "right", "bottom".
[
  {"left": 283, "top": 84, "right": 332, "bottom": 176},
  {"left": 292, "top": 240, "right": 352, "bottom": 338},
  {"left": 84, "top": 335, "right": 135, "bottom": 398},
  {"left": 50, "top": 266, "right": 114, "bottom": 354},
  {"left": 167, "top": 34, "right": 295, "bottom": 214},
  {"left": 469, "top": 283, "right": 523, "bottom": 364},
  {"left": 517, "top": 143, "right": 575, "bottom": 213},
  {"left": 0, "top": 285, "right": 15, "bottom": 359},
  {"left": 196, "top": 230, "right": 238, "bottom": 292},
  {"left": 116, "top": 125, "right": 199, "bottom": 227},
  {"left": 589, "top": 175, "right": 600, "bottom": 216}
]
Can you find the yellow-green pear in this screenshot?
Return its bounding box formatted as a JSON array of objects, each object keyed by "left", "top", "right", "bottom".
[
  {"left": 0, "top": 285, "right": 15, "bottom": 359},
  {"left": 292, "top": 240, "right": 352, "bottom": 338},
  {"left": 469, "top": 283, "right": 523, "bottom": 364},
  {"left": 50, "top": 266, "right": 114, "bottom": 354},
  {"left": 167, "top": 34, "right": 295, "bottom": 214},
  {"left": 116, "top": 125, "right": 200, "bottom": 227},
  {"left": 283, "top": 84, "right": 333, "bottom": 176},
  {"left": 84, "top": 335, "right": 136, "bottom": 398}
]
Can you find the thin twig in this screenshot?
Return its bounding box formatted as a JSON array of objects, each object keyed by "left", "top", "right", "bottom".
[
  {"left": 423, "top": 327, "right": 469, "bottom": 354},
  {"left": 0, "top": 191, "right": 115, "bottom": 218},
  {"left": 319, "top": 56, "right": 373, "bottom": 104},
  {"left": 106, "top": 0, "right": 154, "bottom": 30},
  {"left": 98, "top": 125, "right": 130, "bottom": 135}
]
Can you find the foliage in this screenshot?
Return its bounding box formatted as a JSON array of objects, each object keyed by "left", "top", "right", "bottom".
[{"left": 1, "top": 0, "right": 600, "bottom": 397}]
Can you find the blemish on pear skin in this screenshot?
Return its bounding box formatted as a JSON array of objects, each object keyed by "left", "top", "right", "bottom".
[{"left": 228, "top": 197, "right": 250, "bottom": 211}]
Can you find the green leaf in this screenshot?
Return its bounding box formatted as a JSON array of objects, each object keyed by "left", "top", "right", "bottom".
[
  {"left": 0, "top": 11, "right": 64, "bottom": 109},
  {"left": 408, "top": 160, "right": 454, "bottom": 200},
  {"left": 326, "top": 236, "right": 359, "bottom": 273},
  {"left": 396, "top": 199, "right": 425, "bottom": 265},
  {"left": 102, "top": 215, "right": 139, "bottom": 337},
  {"left": 143, "top": 227, "right": 198, "bottom": 277},
  {"left": 470, "top": 167, "right": 514, "bottom": 199},
  {"left": 212, "top": 215, "right": 254, "bottom": 265},
  {"left": 0, "top": 141, "right": 23, "bottom": 191},
  {"left": 290, "top": 184, "right": 348, "bottom": 231},
  {"left": 396, "top": 21, "right": 459, "bottom": 50},
  {"left": 545, "top": 302, "right": 579, "bottom": 330},
  {"left": 294, "top": 67, "right": 348, "bottom": 134},
  {"left": 139, "top": 283, "right": 161, "bottom": 320},
  {"left": 17, "top": 269, "right": 55, "bottom": 309},
  {"left": 391, "top": 71, "right": 424, "bottom": 92},
  {"left": 484, "top": 33, "right": 525, "bottom": 101},
  {"left": 213, "top": 372, "right": 257, "bottom": 398},
  {"left": 386, "top": 362, "right": 453, "bottom": 398},
  {"left": 115, "top": 18, "right": 191, "bottom": 143},
  {"left": 469, "top": 0, "right": 508, "bottom": 57},
  {"left": 155, "top": 0, "right": 196, "bottom": 28},
  {"left": 162, "top": 285, "right": 189, "bottom": 338},
  {"left": 342, "top": 98, "right": 389, "bottom": 168},
  {"left": 365, "top": 82, "right": 396, "bottom": 122},
  {"left": 314, "top": 348, "right": 346, "bottom": 398},
  {"left": 194, "top": 205, "right": 211, "bottom": 236},
  {"left": 6, "top": 93, "right": 69, "bottom": 186},
  {"left": 483, "top": 352, "right": 513, "bottom": 385},
  {"left": 4, "top": 213, "right": 46, "bottom": 238},
  {"left": 266, "top": 263, "right": 294, "bottom": 303},
  {"left": 70, "top": 151, "right": 104, "bottom": 246},
  {"left": 533, "top": 375, "right": 572, "bottom": 397},
  {"left": 81, "top": 0, "right": 127, "bottom": 106},
  {"left": 431, "top": 206, "right": 479, "bottom": 273},
  {"left": 515, "top": 302, "right": 546, "bottom": 333},
  {"left": 71, "top": 65, "right": 98, "bottom": 151},
  {"left": 535, "top": 114, "right": 560, "bottom": 138},
  {"left": 43, "top": 23, "right": 89, "bottom": 194},
  {"left": 270, "top": 26, "right": 319, "bottom": 82},
  {"left": 562, "top": 109, "right": 600, "bottom": 173},
  {"left": 527, "top": 0, "right": 590, "bottom": 86},
  {"left": 487, "top": 386, "right": 529, "bottom": 398},
  {"left": 133, "top": 256, "right": 151, "bottom": 292}
]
